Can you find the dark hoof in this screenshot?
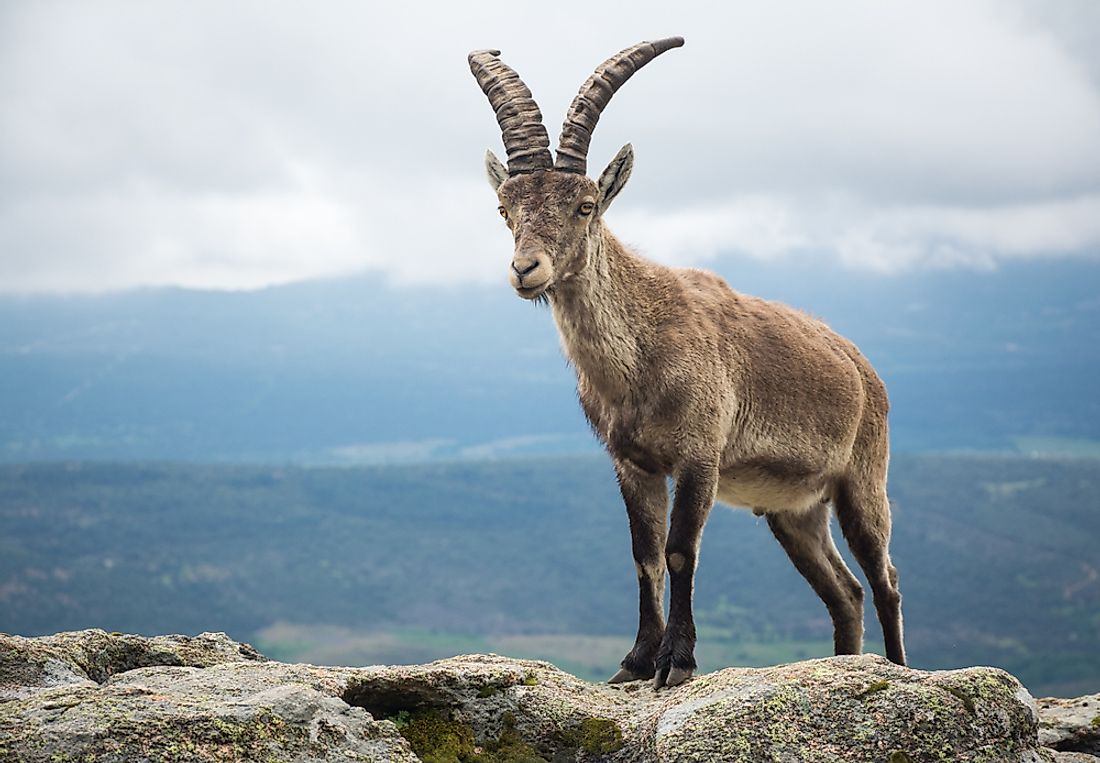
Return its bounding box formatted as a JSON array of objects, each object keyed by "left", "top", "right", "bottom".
[
  {"left": 615, "top": 644, "right": 658, "bottom": 683},
  {"left": 654, "top": 663, "right": 695, "bottom": 689},
  {"left": 654, "top": 628, "right": 696, "bottom": 690},
  {"left": 664, "top": 666, "right": 694, "bottom": 687},
  {"left": 608, "top": 667, "right": 644, "bottom": 684}
]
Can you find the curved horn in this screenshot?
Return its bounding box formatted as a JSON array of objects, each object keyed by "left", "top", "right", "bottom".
[
  {"left": 555, "top": 37, "right": 684, "bottom": 175},
  {"left": 469, "top": 49, "right": 553, "bottom": 175}
]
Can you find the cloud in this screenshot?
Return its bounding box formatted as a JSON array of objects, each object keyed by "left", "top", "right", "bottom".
[
  {"left": 1, "top": 0, "right": 1099, "bottom": 293},
  {"left": 833, "top": 193, "right": 1100, "bottom": 271},
  {"left": 615, "top": 192, "right": 1100, "bottom": 273},
  {"left": 614, "top": 197, "right": 810, "bottom": 265},
  {"left": 0, "top": 165, "right": 367, "bottom": 291}
]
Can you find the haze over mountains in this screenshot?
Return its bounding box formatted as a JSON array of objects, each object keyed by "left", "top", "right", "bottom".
[{"left": 1, "top": 254, "right": 1098, "bottom": 463}]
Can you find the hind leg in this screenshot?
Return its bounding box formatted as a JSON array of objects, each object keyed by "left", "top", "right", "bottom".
[
  {"left": 767, "top": 502, "right": 865, "bottom": 656},
  {"left": 835, "top": 481, "right": 906, "bottom": 665}
]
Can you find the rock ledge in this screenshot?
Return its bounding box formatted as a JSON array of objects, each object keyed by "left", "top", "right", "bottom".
[{"left": 1, "top": 629, "right": 1095, "bottom": 762}]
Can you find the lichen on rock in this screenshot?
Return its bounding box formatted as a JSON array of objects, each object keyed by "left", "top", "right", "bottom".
[
  {"left": 0, "top": 628, "right": 264, "bottom": 701},
  {"left": 1037, "top": 692, "right": 1100, "bottom": 756},
  {"left": 0, "top": 630, "right": 1091, "bottom": 762}
]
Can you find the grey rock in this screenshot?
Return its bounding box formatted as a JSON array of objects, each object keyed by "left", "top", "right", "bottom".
[
  {"left": 1038, "top": 693, "right": 1100, "bottom": 756},
  {"left": 1, "top": 660, "right": 418, "bottom": 762},
  {"left": 0, "top": 629, "right": 1086, "bottom": 762},
  {"left": 0, "top": 628, "right": 264, "bottom": 701},
  {"left": 1052, "top": 752, "right": 1099, "bottom": 762}
]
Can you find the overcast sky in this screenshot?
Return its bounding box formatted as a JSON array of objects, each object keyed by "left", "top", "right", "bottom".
[{"left": 2, "top": 0, "right": 1100, "bottom": 293}]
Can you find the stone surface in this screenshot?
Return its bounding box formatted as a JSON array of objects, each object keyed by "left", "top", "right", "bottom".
[
  {"left": 0, "top": 629, "right": 1089, "bottom": 762},
  {"left": 0, "top": 632, "right": 416, "bottom": 763},
  {"left": 1038, "top": 693, "right": 1100, "bottom": 756},
  {"left": 1052, "top": 752, "right": 1099, "bottom": 762},
  {"left": 0, "top": 628, "right": 264, "bottom": 701}
]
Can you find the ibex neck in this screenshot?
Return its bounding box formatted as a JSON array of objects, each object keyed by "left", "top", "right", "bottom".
[{"left": 548, "top": 230, "right": 650, "bottom": 401}]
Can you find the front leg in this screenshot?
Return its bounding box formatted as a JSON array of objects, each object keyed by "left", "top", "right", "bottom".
[
  {"left": 608, "top": 458, "right": 669, "bottom": 683},
  {"left": 656, "top": 462, "right": 718, "bottom": 688}
]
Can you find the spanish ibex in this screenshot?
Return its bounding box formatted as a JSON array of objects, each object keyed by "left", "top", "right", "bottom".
[{"left": 469, "top": 37, "right": 906, "bottom": 688}]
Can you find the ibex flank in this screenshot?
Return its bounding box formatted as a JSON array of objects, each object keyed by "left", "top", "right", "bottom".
[{"left": 469, "top": 37, "right": 906, "bottom": 688}]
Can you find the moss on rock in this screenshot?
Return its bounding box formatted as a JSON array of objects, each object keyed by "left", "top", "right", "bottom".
[
  {"left": 556, "top": 716, "right": 624, "bottom": 756},
  {"left": 390, "top": 706, "right": 552, "bottom": 763},
  {"left": 859, "top": 679, "right": 890, "bottom": 697},
  {"left": 577, "top": 717, "right": 624, "bottom": 755},
  {"left": 395, "top": 708, "right": 476, "bottom": 763}
]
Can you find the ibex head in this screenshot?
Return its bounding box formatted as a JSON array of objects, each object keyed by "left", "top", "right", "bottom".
[{"left": 470, "top": 38, "right": 683, "bottom": 300}]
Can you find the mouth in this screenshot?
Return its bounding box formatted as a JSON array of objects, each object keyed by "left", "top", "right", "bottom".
[{"left": 515, "top": 282, "right": 550, "bottom": 301}]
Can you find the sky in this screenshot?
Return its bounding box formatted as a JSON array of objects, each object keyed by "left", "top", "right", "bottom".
[{"left": 2, "top": 0, "right": 1100, "bottom": 294}]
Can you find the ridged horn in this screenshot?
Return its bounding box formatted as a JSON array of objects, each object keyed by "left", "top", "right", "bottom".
[
  {"left": 469, "top": 49, "right": 554, "bottom": 175},
  {"left": 555, "top": 37, "right": 684, "bottom": 175}
]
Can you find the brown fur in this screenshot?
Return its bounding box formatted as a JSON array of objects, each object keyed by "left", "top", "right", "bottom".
[{"left": 477, "top": 47, "right": 905, "bottom": 689}]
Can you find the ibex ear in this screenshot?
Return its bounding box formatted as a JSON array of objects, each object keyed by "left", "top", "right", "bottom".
[
  {"left": 485, "top": 150, "right": 508, "bottom": 190},
  {"left": 596, "top": 143, "right": 634, "bottom": 214}
]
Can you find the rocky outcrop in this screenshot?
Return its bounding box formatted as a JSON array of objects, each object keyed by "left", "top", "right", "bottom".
[
  {"left": 1, "top": 630, "right": 415, "bottom": 763},
  {"left": 0, "top": 629, "right": 1092, "bottom": 762},
  {"left": 0, "top": 629, "right": 265, "bottom": 700},
  {"left": 1038, "top": 693, "right": 1100, "bottom": 758}
]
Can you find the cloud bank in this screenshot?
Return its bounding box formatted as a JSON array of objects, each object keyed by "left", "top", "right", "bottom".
[{"left": 2, "top": 0, "right": 1099, "bottom": 293}]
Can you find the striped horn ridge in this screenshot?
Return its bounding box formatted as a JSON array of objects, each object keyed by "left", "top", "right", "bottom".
[
  {"left": 468, "top": 49, "right": 554, "bottom": 175},
  {"left": 554, "top": 37, "right": 684, "bottom": 175}
]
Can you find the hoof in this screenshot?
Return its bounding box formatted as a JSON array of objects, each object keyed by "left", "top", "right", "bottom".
[
  {"left": 654, "top": 664, "right": 694, "bottom": 689},
  {"left": 608, "top": 667, "right": 644, "bottom": 684},
  {"left": 665, "top": 666, "right": 693, "bottom": 687}
]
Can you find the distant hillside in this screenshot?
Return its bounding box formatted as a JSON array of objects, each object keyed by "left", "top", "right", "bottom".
[
  {"left": 1, "top": 256, "right": 1099, "bottom": 463},
  {"left": 1, "top": 454, "right": 1097, "bottom": 696}
]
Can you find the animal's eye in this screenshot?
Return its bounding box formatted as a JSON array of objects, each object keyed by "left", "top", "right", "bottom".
[
  {"left": 498, "top": 206, "right": 508, "bottom": 220},
  {"left": 578, "top": 201, "right": 595, "bottom": 216}
]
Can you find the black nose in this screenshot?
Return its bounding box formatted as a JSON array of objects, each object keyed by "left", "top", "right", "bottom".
[{"left": 512, "top": 258, "right": 539, "bottom": 276}]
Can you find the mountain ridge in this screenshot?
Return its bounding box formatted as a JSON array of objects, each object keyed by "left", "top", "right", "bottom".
[{"left": 2, "top": 256, "right": 1099, "bottom": 463}]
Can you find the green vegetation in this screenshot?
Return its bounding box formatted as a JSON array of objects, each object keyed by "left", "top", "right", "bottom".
[
  {"left": 1, "top": 454, "right": 1098, "bottom": 697},
  {"left": 565, "top": 718, "right": 624, "bottom": 755},
  {"left": 858, "top": 680, "right": 890, "bottom": 698},
  {"left": 394, "top": 709, "right": 475, "bottom": 763},
  {"left": 384, "top": 707, "right": 549, "bottom": 762}
]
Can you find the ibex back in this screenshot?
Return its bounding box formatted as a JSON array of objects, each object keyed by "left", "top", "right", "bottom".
[{"left": 470, "top": 37, "right": 906, "bottom": 688}]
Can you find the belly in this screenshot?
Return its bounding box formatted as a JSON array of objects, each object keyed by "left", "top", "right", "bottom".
[{"left": 715, "top": 466, "right": 829, "bottom": 513}]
